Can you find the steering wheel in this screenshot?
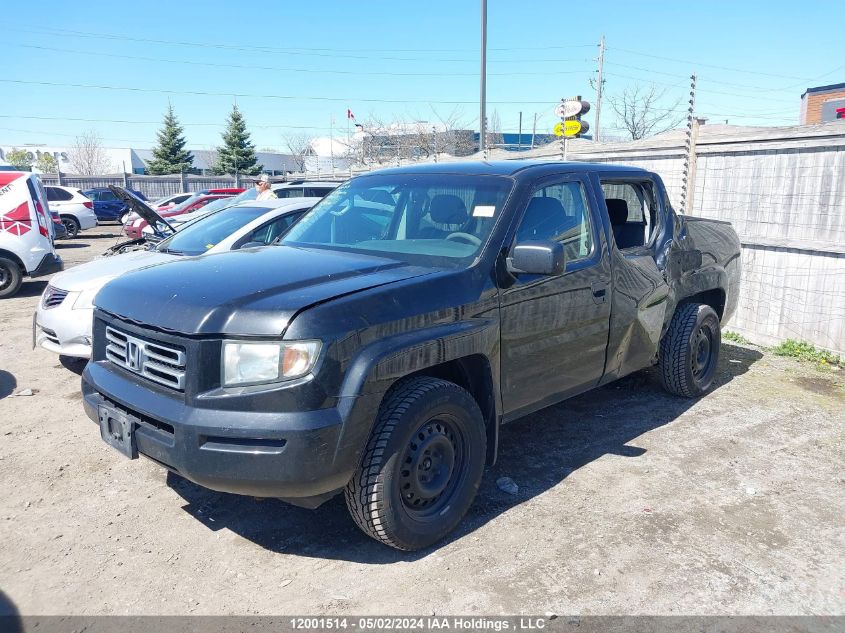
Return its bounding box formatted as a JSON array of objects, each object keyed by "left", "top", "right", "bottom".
[{"left": 446, "top": 232, "right": 482, "bottom": 246}]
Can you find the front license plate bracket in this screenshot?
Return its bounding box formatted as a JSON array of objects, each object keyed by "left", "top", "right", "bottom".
[{"left": 98, "top": 404, "right": 138, "bottom": 459}]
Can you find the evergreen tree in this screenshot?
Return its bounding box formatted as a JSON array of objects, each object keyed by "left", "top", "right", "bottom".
[
  {"left": 215, "top": 105, "right": 262, "bottom": 176},
  {"left": 146, "top": 104, "right": 194, "bottom": 175}
]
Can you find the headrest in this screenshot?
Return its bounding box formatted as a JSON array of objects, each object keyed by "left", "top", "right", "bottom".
[
  {"left": 606, "top": 198, "right": 628, "bottom": 225},
  {"left": 517, "top": 197, "right": 568, "bottom": 242},
  {"left": 429, "top": 194, "right": 468, "bottom": 225}
]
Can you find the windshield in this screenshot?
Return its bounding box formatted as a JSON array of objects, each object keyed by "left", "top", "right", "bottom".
[
  {"left": 281, "top": 174, "right": 513, "bottom": 267},
  {"left": 156, "top": 206, "right": 269, "bottom": 256}
]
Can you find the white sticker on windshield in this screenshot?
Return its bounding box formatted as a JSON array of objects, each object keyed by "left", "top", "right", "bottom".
[{"left": 473, "top": 205, "right": 496, "bottom": 218}]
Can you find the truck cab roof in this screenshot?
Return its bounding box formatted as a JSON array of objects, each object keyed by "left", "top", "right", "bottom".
[{"left": 368, "top": 160, "right": 650, "bottom": 179}]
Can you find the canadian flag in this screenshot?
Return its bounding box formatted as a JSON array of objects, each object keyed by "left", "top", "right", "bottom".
[{"left": 347, "top": 109, "right": 355, "bottom": 120}]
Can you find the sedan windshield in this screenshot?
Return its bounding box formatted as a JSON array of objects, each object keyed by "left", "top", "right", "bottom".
[
  {"left": 281, "top": 174, "right": 513, "bottom": 267},
  {"left": 156, "top": 206, "right": 269, "bottom": 256}
]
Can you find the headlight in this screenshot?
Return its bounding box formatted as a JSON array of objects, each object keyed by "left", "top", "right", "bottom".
[
  {"left": 73, "top": 287, "right": 99, "bottom": 310},
  {"left": 222, "top": 340, "right": 321, "bottom": 386}
]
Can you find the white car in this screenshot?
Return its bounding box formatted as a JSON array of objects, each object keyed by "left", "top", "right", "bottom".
[
  {"left": 45, "top": 186, "right": 98, "bottom": 238},
  {"left": 34, "top": 197, "right": 318, "bottom": 358},
  {"left": 0, "top": 171, "right": 62, "bottom": 298}
]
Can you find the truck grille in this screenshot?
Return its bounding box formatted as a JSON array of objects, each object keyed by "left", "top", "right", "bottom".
[
  {"left": 105, "top": 326, "right": 186, "bottom": 390},
  {"left": 42, "top": 286, "right": 69, "bottom": 309}
]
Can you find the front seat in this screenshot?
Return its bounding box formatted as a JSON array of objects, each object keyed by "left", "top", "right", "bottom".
[{"left": 418, "top": 194, "right": 468, "bottom": 239}]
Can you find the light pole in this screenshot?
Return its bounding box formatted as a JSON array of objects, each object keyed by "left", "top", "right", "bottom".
[{"left": 479, "top": 0, "right": 487, "bottom": 155}]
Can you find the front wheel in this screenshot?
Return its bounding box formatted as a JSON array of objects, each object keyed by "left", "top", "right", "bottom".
[
  {"left": 345, "top": 376, "right": 486, "bottom": 551},
  {"left": 659, "top": 303, "right": 721, "bottom": 397}
]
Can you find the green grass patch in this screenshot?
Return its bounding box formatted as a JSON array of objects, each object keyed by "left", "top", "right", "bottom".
[
  {"left": 723, "top": 330, "right": 751, "bottom": 345},
  {"left": 771, "top": 339, "right": 841, "bottom": 366}
]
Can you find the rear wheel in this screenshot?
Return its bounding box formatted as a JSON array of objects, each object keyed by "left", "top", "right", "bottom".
[
  {"left": 61, "top": 216, "right": 80, "bottom": 239},
  {"left": 345, "top": 376, "right": 486, "bottom": 551},
  {"left": 0, "top": 257, "right": 23, "bottom": 299},
  {"left": 659, "top": 302, "right": 721, "bottom": 397}
]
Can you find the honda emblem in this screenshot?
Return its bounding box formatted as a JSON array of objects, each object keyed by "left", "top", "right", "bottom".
[{"left": 126, "top": 341, "right": 143, "bottom": 371}]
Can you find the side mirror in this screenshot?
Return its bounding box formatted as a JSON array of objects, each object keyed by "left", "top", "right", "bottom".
[
  {"left": 508, "top": 240, "right": 566, "bottom": 276},
  {"left": 238, "top": 241, "right": 266, "bottom": 250}
]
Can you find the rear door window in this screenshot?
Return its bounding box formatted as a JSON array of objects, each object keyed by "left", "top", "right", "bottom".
[
  {"left": 46, "top": 187, "right": 73, "bottom": 202},
  {"left": 600, "top": 181, "right": 659, "bottom": 250},
  {"left": 276, "top": 188, "right": 305, "bottom": 198}
]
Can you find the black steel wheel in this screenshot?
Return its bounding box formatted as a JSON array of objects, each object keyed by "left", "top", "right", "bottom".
[
  {"left": 659, "top": 302, "right": 721, "bottom": 397},
  {"left": 0, "top": 257, "right": 23, "bottom": 299},
  {"left": 61, "top": 216, "right": 80, "bottom": 239},
  {"left": 345, "top": 376, "right": 486, "bottom": 550}
]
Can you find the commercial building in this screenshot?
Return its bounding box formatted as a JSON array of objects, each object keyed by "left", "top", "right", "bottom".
[
  {"left": 0, "top": 145, "right": 300, "bottom": 175},
  {"left": 800, "top": 83, "right": 845, "bottom": 124}
]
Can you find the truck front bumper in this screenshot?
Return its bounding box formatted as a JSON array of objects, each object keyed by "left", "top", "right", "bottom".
[{"left": 81, "top": 361, "right": 380, "bottom": 503}]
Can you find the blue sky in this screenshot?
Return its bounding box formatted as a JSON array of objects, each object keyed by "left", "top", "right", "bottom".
[{"left": 3, "top": 0, "right": 843, "bottom": 150}]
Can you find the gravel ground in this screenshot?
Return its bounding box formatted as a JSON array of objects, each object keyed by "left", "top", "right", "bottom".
[{"left": 0, "top": 229, "right": 843, "bottom": 616}]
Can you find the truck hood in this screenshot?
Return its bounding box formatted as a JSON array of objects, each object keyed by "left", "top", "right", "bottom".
[
  {"left": 95, "top": 246, "right": 435, "bottom": 336},
  {"left": 49, "top": 249, "right": 176, "bottom": 292}
]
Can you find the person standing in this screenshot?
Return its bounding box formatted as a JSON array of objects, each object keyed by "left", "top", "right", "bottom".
[{"left": 254, "top": 174, "right": 277, "bottom": 201}]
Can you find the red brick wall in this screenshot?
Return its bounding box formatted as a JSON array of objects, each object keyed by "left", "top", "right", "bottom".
[{"left": 802, "top": 89, "right": 845, "bottom": 124}]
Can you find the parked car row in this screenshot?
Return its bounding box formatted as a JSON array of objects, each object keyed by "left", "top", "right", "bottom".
[{"left": 24, "top": 162, "right": 744, "bottom": 551}]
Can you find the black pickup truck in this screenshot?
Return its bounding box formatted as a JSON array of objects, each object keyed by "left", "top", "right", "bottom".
[{"left": 82, "top": 161, "right": 741, "bottom": 550}]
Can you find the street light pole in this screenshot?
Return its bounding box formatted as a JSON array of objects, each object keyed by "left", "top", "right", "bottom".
[{"left": 479, "top": 0, "right": 487, "bottom": 155}]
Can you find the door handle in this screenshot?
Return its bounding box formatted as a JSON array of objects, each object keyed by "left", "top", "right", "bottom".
[{"left": 591, "top": 281, "right": 608, "bottom": 304}]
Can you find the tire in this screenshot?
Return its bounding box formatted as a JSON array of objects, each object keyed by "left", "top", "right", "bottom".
[
  {"left": 345, "top": 376, "right": 486, "bottom": 551},
  {"left": 61, "top": 216, "right": 80, "bottom": 239},
  {"left": 659, "top": 302, "right": 721, "bottom": 397},
  {"left": 0, "top": 257, "right": 23, "bottom": 299}
]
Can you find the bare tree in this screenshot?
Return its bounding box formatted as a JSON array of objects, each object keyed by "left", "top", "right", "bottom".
[
  {"left": 68, "top": 130, "right": 115, "bottom": 175},
  {"left": 608, "top": 85, "right": 686, "bottom": 140},
  {"left": 486, "top": 109, "right": 504, "bottom": 148},
  {"left": 351, "top": 108, "right": 477, "bottom": 166},
  {"left": 282, "top": 133, "right": 313, "bottom": 171}
]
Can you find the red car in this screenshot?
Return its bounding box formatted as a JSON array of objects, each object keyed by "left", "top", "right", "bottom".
[
  {"left": 155, "top": 188, "right": 244, "bottom": 212},
  {"left": 124, "top": 194, "right": 234, "bottom": 239}
]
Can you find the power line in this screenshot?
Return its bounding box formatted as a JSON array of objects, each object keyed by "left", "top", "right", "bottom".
[
  {"left": 607, "top": 46, "right": 812, "bottom": 81},
  {"left": 13, "top": 25, "right": 594, "bottom": 64},
  {"left": 0, "top": 78, "right": 565, "bottom": 105},
  {"left": 11, "top": 43, "right": 590, "bottom": 77}
]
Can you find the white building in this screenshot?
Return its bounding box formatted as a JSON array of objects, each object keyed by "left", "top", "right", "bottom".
[{"left": 0, "top": 144, "right": 300, "bottom": 175}]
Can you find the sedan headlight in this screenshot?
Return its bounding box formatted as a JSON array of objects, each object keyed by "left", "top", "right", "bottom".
[
  {"left": 73, "top": 287, "right": 100, "bottom": 310},
  {"left": 222, "top": 340, "right": 321, "bottom": 386}
]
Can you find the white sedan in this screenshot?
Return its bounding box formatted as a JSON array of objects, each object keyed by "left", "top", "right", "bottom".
[{"left": 34, "top": 197, "right": 318, "bottom": 359}]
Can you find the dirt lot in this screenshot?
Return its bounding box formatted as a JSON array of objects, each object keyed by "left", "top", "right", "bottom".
[{"left": 0, "top": 228, "right": 843, "bottom": 616}]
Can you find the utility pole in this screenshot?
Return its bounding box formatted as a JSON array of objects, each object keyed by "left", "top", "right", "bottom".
[
  {"left": 479, "top": 0, "right": 488, "bottom": 156},
  {"left": 680, "top": 74, "right": 698, "bottom": 215},
  {"left": 530, "top": 112, "right": 537, "bottom": 149},
  {"left": 517, "top": 111, "right": 523, "bottom": 151},
  {"left": 594, "top": 34, "right": 605, "bottom": 143},
  {"left": 433, "top": 126, "right": 438, "bottom": 162}
]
